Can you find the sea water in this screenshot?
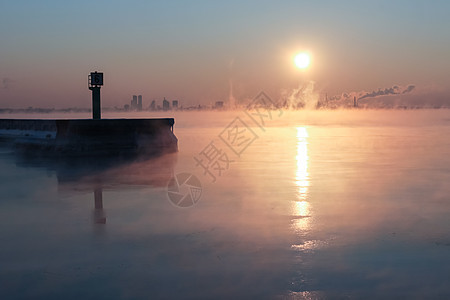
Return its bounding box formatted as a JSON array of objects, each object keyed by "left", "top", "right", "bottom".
[{"left": 1, "top": 109, "right": 450, "bottom": 299}]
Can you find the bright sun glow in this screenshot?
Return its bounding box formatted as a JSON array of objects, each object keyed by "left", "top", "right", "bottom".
[{"left": 294, "top": 52, "right": 310, "bottom": 69}]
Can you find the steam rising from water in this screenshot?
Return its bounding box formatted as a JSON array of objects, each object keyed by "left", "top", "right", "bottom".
[{"left": 281, "top": 81, "right": 320, "bottom": 109}]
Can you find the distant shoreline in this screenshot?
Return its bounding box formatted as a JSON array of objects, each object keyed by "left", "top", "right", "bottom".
[{"left": 1, "top": 106, "right": 450, "bottom": 114}]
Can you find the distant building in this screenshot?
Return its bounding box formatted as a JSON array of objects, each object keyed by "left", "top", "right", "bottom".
[
  {"left": 163, "top": 97, "right": 170, "bottom": 111},
  {"left": 354, "top": 96, "right": 358, "bottom": 108},
  {"left": 172, "top": 100, "right": 178, "bottom": 110},
  {"left": 150, "top": 100, "right": 156, "bottom": 111},
  {"left": 131, "top": 95, "right": 138, "bottom": 110},
  {"left": 215, "top": 101, "right": 224, "bottom": 109},
  {"left": 137, "top": 95, "right": 143, "bottom": 111}
]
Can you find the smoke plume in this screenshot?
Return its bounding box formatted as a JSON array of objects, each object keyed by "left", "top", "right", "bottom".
[{"left": 358, "top": 85, "right": 415, "bottom": 100}]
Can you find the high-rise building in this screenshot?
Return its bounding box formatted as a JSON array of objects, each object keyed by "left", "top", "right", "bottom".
[
  {"left": 131, "top": 95, "right": 138, "bottom": 110},
  {"left": 138, "top": 95, "right": 143, "bottom": 111},
  {"left": 172, "top": 100, "right": 178, "bottom": 109},
  {"left": 150, "top": 100, "right": 156, "bottom": 111},
  {"left": 162, "top": 97, "right": 170, "bottom": 111}
]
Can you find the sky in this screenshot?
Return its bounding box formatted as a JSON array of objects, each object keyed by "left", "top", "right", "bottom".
[{"left": 1, "top": 0, "right": 450, "bottom": 108}]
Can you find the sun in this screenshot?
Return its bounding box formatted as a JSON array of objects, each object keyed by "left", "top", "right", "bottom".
[{"left": 294, "top": 52, "right": 310, "bottom": 69}]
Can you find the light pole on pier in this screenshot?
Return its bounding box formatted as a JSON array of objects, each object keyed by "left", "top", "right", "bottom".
[{"left": 88, "top": 72, "right": 104, "bottom": 120}]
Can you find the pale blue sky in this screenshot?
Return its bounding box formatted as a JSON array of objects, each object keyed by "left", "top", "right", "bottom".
[{"left": 1, "top": 0, "right": 450, "bottom": 107}]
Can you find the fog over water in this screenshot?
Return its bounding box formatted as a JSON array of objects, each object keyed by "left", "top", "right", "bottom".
[{"left": 1, "top": 109, "right": 450, "bottom": 299}]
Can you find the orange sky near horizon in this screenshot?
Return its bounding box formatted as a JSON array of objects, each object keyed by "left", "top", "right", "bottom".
[{"left": 1, "top": 1, "right": 450, "bottom": 108}]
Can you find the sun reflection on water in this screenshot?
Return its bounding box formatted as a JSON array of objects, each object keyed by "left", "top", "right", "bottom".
[
  {"left": 296, "top": 127, "right": 309, "bottom": 200},
  {"left": 293, "top": 127, "right": 311, "bottom": 232}
]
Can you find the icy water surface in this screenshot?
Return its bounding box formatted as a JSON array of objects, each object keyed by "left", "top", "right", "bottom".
[{"left": 1, "top": 110, "right": 450, "bottom": 299}]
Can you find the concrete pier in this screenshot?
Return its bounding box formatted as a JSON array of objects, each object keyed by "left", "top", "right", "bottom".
[{"left": 0, "top": 118, "right": 177, "bottom": 157}]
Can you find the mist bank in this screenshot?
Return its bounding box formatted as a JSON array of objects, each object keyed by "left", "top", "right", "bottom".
[
  {"left": 2, "top": 109, "right": 450, "bottom": 129},
  {"left": 2, "top": 81, "right": 449, "bottom": 111}
]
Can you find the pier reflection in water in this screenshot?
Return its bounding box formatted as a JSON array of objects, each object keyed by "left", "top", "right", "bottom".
[
  {"left": 13, "top": 152, "right": 176, "bottom": 226},
  {"left": 93, "top": 186, "right": 105, "bottom": 224}
]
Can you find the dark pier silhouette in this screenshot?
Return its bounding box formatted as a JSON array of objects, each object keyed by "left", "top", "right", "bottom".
[{"left": 0, "top": 71, "right": 178, "bottom": 157}]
